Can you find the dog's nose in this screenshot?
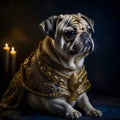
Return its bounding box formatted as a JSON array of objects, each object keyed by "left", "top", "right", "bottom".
[{"left": 80, "top": 32, "right": 91, "bottom": 45}]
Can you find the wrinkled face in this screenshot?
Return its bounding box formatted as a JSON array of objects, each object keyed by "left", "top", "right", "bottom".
[
  {"left": 54, "top": 14, "right": 94, "bottom": 57},
  {"left": 40, "top": 13, "right": 94, "bottom": 58}
]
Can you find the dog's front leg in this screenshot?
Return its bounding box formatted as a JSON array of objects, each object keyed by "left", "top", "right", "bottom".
[
  {"left": 42, "top": 97, "right": 81, "bottom": 119},
  {"left": 77, "top": 93, "right": 102, "bottom": 117}
]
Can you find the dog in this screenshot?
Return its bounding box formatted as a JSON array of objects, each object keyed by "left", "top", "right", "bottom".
[{"left": 0, "top": 13, "right": 102, "bottom": 120}]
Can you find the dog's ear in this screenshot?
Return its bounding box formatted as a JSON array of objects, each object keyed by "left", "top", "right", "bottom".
[
  {"left": 39, "top": 16, "right": 58, "bottom": 38},
  {"left": 77, "top": 13, "right": 94, "bottom": 33}
]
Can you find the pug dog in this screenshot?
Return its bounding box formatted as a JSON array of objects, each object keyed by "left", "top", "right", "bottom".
[{"left": 0, "top": 13, "right": 102, "bottom": 120}]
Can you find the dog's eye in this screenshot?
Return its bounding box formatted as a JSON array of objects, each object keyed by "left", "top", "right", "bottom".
[{"left": 64, "top": 30, "right": 76, "bottom": 40}]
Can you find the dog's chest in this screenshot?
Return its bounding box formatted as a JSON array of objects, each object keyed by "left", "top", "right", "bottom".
[{"left": 22, "top": 54, "right": 91, "bottom": 104}]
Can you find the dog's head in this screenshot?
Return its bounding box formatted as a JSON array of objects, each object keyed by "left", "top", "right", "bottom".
[{"left": 39, "top": 13, "right": 94, "bottom": 58}]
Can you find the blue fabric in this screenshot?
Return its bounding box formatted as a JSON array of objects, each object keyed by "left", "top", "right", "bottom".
[
  {"left": 24, "top": 105, "right": 120, "bottom": 120},
  {"left": 1, "top": 105, "right": 120, "bottom": 120}
]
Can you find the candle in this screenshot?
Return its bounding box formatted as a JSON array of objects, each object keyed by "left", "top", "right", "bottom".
[
  {"left": 10, "top": 47, "right": 17, "bottom": 55},
  {"left": 3, "top": 43, "right": 10, "bottom": 72},
  {"left": 10, "top": 47, "right": 17, "bottom": 75}
]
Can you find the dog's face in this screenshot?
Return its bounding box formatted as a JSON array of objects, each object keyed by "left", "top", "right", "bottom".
[{"left": 39, "top": 13, "right": 94, "bottom": 58}]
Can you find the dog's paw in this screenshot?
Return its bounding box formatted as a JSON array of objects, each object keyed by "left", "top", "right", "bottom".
[
  {"left": 86, "top": 108, "right": 103, "bottom": 117},
  {"left": 65, "top": 110, "right": 81, "bottom": 120}
]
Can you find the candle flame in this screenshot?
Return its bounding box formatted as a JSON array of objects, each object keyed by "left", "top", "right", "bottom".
[
  {"left": 10, "top": 46, "right": 16, "bottom": 55},
  {"left": 11, "top": 47, "right": 15, "bottom": 51},
  {"left": 3, "top": 43, "right": 10, "bottom": 50},
  {"left": 5, "top": 43, "right": 8, "bottom": 47}
]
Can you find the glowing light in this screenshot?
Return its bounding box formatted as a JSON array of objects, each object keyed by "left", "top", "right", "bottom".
[
  {"left": 10, "top": 47, "right": 16, "bottom": 55},
  {"left": 3, "top": 43, "right": 10, "bottom": 50}
]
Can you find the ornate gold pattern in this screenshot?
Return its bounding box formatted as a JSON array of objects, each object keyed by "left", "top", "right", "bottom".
[
  {"left": 20, "top": 49, "right": 91, "bottom": 102},
  {"left": 0, "top": 36, "right": 91, "bottom": 110}
]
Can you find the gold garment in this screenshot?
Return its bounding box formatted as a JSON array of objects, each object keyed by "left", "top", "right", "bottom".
[{"left": 0, "top": 36, "right": 91, "bottom": 110}]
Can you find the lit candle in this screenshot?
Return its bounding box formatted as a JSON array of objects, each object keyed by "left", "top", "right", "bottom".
[
  {"left": 10, "top": 47, "right": 17, "bottom": 75},
  {"left": 3, "top": 43, "right": 10, "bottom": 72}
]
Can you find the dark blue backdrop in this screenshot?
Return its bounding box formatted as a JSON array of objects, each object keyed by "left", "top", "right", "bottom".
[{"left": 0, "top": 0, "right": 120, "bottom": 100}]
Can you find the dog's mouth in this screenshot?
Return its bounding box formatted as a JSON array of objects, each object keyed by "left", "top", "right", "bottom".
[
  {"left": 66, "top": 32, "right": 94, "bottom": 56},
  {"left": 69, "top": 50, "right": 79, "bottom": 55},
  {"left": 69, "top": 43, "right": 93, "bottom": 56},
  {"left": 81, "top": 46, "right": 92, "bottom": 54}
]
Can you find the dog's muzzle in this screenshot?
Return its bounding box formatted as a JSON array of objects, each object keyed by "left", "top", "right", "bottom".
[
  {"left": 80, "top": 32, "right": 93, "bottom": 53},
  {"left": 80, "top": 32, "right": 91, "bottom": 46},
  {"left": 69, "top": 32, "right": 93, "bottom": 55}
]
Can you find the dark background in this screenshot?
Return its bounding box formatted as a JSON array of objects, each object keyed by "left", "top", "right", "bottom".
[{"left": 0, "top": 0, "right": 120, "bottom": 100}]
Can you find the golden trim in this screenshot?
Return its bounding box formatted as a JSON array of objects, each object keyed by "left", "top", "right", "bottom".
[{"left": 0, "top": 36, "right": 91, "bottom": 110}]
